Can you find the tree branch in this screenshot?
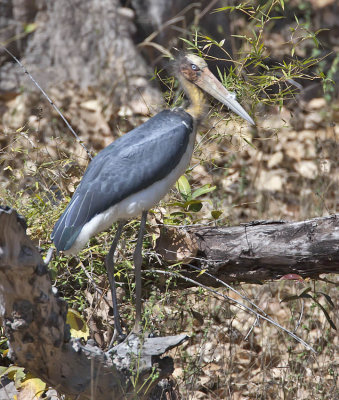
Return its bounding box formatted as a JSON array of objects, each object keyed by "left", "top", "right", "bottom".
[
  {"left": 157, "top": 215, "right": 339, "bottom": 285},
  {"left": 0, "top": 206, "right": 187, "bottom": 399}
]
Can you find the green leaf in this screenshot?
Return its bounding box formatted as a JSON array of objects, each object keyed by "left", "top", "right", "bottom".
[
  {"left": 281, "top": 294, "right": 300, "bottom": 303},
  {"left": 300, "top": 287, "right": 312, "bottom": 296},
  {"left": 281, "top": 287, "right": 312, "bottom": 302},
  {"left": 0, "top": 366, "right": 26, "bottom": 386},
  {"left": 188, "top": 202, "right": 203, "bottom": 212},
  {"left": 24, "top": 23, "right": 37, "bottom": 34},
  {"left": 299, "top": 293, "right": 312, "bottom": 299},
  {"left": 192, "top": 185, "right": 216, "bottom": 199},
  {"left": 313, "top": 300, "right": 337, "bottom": 331},
  {"left": 183, "top": 199, "right": 202, "bottom": 207},
  {"left": 242, "top": 137, "right": 256, "bottom": 149},
  {"left": 191, "top": 184, "right": 216, "bottom": 199},
  {"left": 318, "top": 292, "right": 335, "bottom": 308},
  {"left": 176, "top": 175, "right": 191, "bottom": 199},
  {"left": 211, "top": 210, "right": 223, "bottom": 220},
  {"left": 170, "top": 211, "right": 186, "bottom": 217}
]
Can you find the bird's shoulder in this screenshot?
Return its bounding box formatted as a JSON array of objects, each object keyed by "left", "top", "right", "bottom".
[
  {"left": 104, "top": 109, "right": 192, "bottom": 151},
  {"left": 83, "top": 109, "right": 193, "bottom": 167}
]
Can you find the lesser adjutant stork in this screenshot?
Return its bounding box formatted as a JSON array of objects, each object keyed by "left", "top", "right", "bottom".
[{"left": 52, "top": 54, "right": 254, "bottom": 340}]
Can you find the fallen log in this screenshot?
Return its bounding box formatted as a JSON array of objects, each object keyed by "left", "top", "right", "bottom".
[{"left": 156, "top": 215, "right": 339, "bottom": 285}]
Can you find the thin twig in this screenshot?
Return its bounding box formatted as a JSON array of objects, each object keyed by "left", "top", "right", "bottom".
[
  {"left": 187, "top": 263, "right": 271, "bottom": 318},
  {"left": 294, "top": 299, "right": 304, "bottom": 333},
  {"left": 78, "top": 261, "right": 111, "bottom": 307},
  {"left": 244, "top": 315, "right": 259, "bottom": 341},
  {"left": 139, "top": 2, "right": 200, "bottom": 45},
  {"left": 146, "top": 269, "right": 316, "bottom": 353}
]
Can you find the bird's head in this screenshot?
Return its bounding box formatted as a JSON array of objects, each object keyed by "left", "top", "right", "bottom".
[
  {"left": 177, "top": 53, "right": 254, "bottom": 125},
  {"left": 178, "top": 54, "right": 208, "bottom": 83}
]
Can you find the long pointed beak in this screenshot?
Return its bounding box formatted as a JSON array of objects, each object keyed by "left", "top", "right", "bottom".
[{"left": 196, "top": 68, "right": 255, "bottom": 125}]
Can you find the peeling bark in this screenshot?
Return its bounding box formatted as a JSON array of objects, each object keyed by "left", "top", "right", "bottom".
[
  {"left": 154, "top": 216, "right": 339, "bottom": 286},
  {"left": 181, "top": 216, "right": 339, "bottom": 284},
  {"left": 0, "top": 206, "right": 187, "bottom": 400}
]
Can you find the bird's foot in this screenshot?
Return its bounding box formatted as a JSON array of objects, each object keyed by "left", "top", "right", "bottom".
[
  {"left": 108, "top": 328, "right": 127, "bottom": 348},
  {"left": 117, "top": 332, "right": 127, "bottom": 343},
  {"left": 108, "top": 321, "right": 144, "bottom": 348}
]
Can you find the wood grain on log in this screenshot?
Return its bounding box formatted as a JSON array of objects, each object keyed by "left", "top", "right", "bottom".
[
  {"left": 0, "top": 207, "right": 187, "bottom": 399},
  {"left": 154, "top": 215, "right": 339, "bottom": 286},
  {"left": 183, "top": 216, "right": 339, "bottom": 284}
]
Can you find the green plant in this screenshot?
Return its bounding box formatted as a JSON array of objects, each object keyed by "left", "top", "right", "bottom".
[
  {"left": 281, "top": 281, "right": 336, "bottom": 331},
  {"left": 163, "top": 175, "right": 217, "bottom": 224}
]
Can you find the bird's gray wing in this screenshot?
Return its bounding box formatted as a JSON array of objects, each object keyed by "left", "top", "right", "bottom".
[{"left": 52, "top": 109, "right": 193, "bottom": 251}]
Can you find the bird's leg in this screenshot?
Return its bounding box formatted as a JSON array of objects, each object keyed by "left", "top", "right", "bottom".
[
  {"left": 105, "top": 220, "right": 126, "bottom": 342},
  {"left": 132, "top": 210, "right": 148, "bottom": 334}
]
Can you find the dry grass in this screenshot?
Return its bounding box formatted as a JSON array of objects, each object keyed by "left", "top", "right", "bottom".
[
  {"left": 1, "top": 84, "right": 338, "bottom": 399},
  {"left": 1, "top": 2, "right": 339, "bottom": 395}
]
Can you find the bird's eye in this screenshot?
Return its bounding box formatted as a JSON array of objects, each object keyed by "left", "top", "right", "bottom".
[{"left": 191, "top": 64, "right": 198, "bottom": 71}]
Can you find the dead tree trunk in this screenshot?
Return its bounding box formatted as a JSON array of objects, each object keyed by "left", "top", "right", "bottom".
[
  {"left": 0, "top": 206, "right": 187, "bottom": 400},
  {"left": 156, "top": 215, "right": 339, "bottom": 286}
]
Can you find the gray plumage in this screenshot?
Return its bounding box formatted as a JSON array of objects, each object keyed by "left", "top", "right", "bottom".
[{"left": 52, "top": 109, "right": 193, "bottom": 252}]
